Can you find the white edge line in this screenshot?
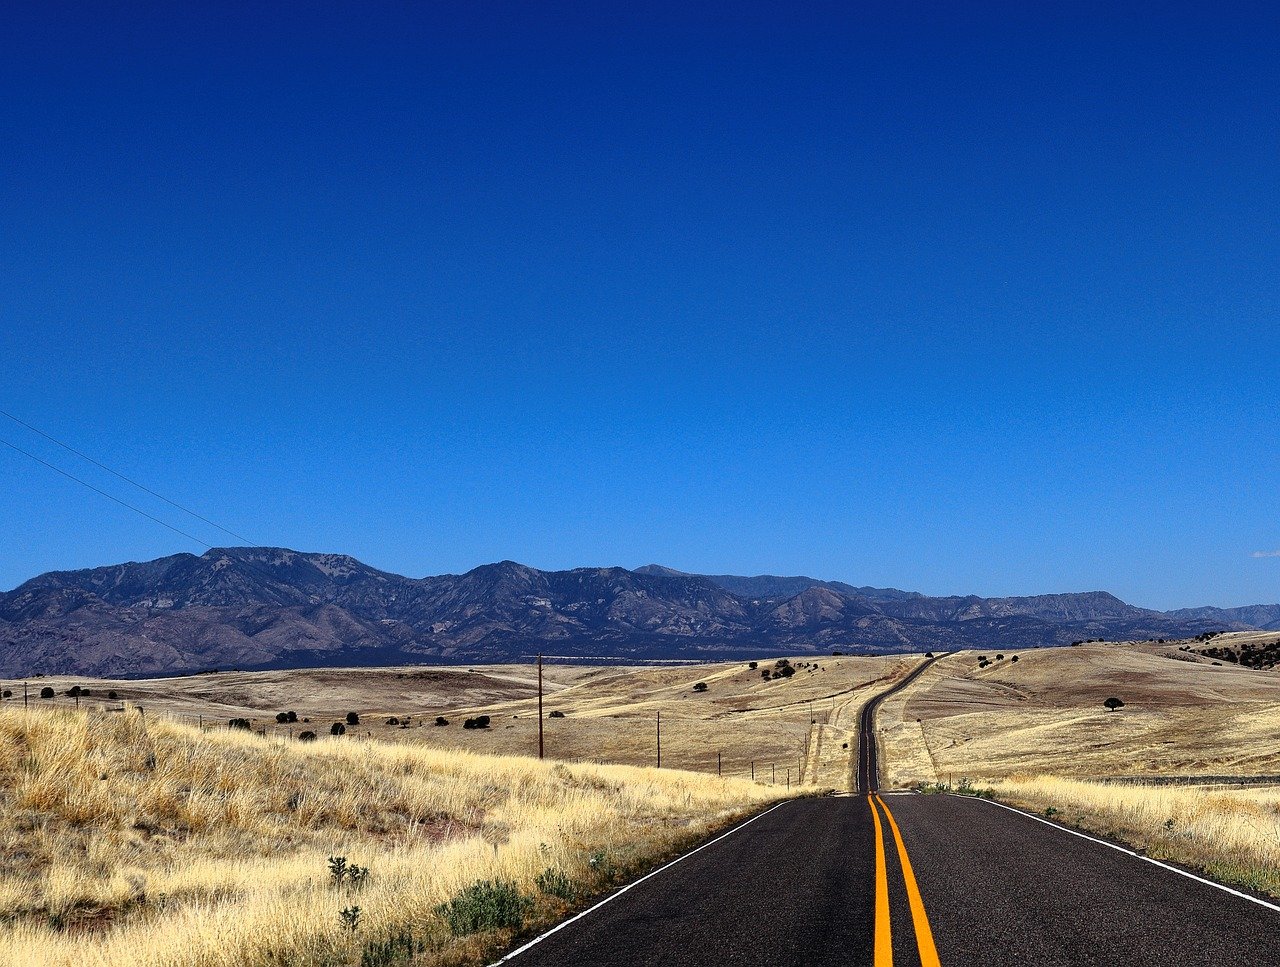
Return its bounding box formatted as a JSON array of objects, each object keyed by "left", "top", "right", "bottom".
[
  {"left": 488, "top": 798, "right": 795, "bottom": 964},
  {"left": 970, "top": 795, "right": 1280, "bottom": 915}
]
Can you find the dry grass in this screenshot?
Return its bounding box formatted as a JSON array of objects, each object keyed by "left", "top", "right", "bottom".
[
  {"left": 990, "top": 776, "right": 1280, "bottom": 899},
  {"left": 878, "top": 641, "right": 1280, "bottom": 786},
  {"left": 0, "top": 705, "right": 784, "bottom": 967}
]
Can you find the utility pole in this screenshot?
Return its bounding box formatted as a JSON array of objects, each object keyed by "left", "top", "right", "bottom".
[
  {"left": 537, "top": 653, "right": 544, "bottom": 760},
  {"left": 656, "top": 710, "right": 661, "bottom": 768},
  {"left": 772, "top": 763, "right": 776, "bottom": 784},
  {"left": 787, "top": 769, "right": 791, "bottom": 789},
  {"left": 717, "top": 750, "right": 721, "bottom": 776},
  {"left": 751, "top": 760, "right": 755, "bottom": 781},
  {"left": 23, "top": 683, "right": 28, "bottom": 709}
]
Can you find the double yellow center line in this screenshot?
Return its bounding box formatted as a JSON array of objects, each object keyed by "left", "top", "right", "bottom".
[{"left": 869, "top": 794, "right": 941, "bottom": 967}]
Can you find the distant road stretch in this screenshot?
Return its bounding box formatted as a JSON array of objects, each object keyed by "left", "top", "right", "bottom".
[{"left": 495, "top": 656, "right": 1280, "bottom": 966}]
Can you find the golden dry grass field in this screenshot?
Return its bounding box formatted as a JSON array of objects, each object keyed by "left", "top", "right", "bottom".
[
  {"left": 878, "top": 634, "right": 1280, "bottom": 786},
  {"left": 0, "top": 653, "right": 924, "bottom": 967},
  {"left": 2, "top": 653, "right": 920, "bottom": 789}
]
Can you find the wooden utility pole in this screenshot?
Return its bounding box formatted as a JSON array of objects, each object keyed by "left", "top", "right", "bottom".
[
  {"left": 656, "top": 710, "right": 661, "bottom": 768},
  {"left": 537, "top": 653, "right": 544, "bottom": 759},
  {"left": 751, "top": 760, "right": 755, "bottom": 781},
  {"left": 23, "top": 683, "right": 28, "bottom": 709},
  {"left": 717, "top": 750, "right": 721, "bottom": 776}
]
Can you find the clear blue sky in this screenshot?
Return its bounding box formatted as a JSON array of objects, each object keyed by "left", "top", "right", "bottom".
[{"left": 2, "top": 2, "right": 1277, "bottom": 609}]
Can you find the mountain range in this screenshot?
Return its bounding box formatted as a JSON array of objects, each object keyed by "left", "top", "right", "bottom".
[{"left": 0, "top": 547, "right": 1276, "bottom": 678}]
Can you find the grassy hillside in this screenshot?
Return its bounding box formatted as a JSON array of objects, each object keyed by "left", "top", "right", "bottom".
[{"left": 0, "top": 706, "right": 783, "bottom": 967}]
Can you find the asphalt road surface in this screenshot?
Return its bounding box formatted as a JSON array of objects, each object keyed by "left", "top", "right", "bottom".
[{"left": 497, "top": 657, "right": 1280, "bottom": 966}]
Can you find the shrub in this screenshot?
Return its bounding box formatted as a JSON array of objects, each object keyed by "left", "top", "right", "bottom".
[
  {"left": 692, "top": 682, "right": 708, "bottom": 693},
  {"left": 435, "top": 716, "right": 449, "bottom": 726},
  {"left": 1104, "top": 697, "right": 1125, "bottom": 711},
  {"left": 339, "top": 906, "right": 362, "bottom": 932},
  {"left": 779, "top": 666, "right": 795, "bottom": 678},
  {"left": 548, "top": 710, "right": 565, "bottom": 718},
  {"left": 1011, "top": 655, "right": 1019, "bottom": 663},
  {"left": 996, "top": 654, "right": 1004, "bottom": 660},
  {"left": 298, "top": 731, "right": 317, "bottom": 741},
  {"left": 748, "top": 661, "right": 758, "bottom": 669},
  {"left": 228, "top": 718, "right": 252, "bottom": 730},
  {"left": 331, "top": 722, "right": 347, "bottom": 735},
  {"left": 435, "top": 880, "right": 532, "bottom": 936},
  {"left": 1, "top": 689, "right": 10, "bottom": 698},
  {"left": 107, "top": 690, "right": 118, "bottom": 699},
  {"left": 40, "top": 687, "right": 54, "bottom": 699},
  {"left": 286, "top": 710, "right": 298, "bottom": 722},
  {"left": 79, "top": 687, "right": 92, "bottom": 696},
  {"left": 346, "top": 711, "right": 360, "bottom": 726},
  {"left": 360, "top": 928, "right": 426, "bottom": 967},
  {"left": 275, "top": 712, "right": 290, "bottom": 723},
  {"left": 535, "top": 867, "right": 576, "bottom": 900},
  {"left": 386, "top": 717, "right": 400, "bottom": 726},
  {"left": 65, "top": 686, "right": 82, "bottom": 697},
  {"left": 760, "top": 669, "right": 770, "bottom": 679}
]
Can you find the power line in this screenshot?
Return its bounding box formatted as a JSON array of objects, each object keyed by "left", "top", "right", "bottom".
[
  {"left": 0, "top": 409, "right": 256, "bottom": 545},
  {"left": 0, "top": 437, "right": 213, "bottom": 549}
]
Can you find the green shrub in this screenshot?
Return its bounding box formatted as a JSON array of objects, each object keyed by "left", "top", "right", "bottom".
[
  {"left": 435, "top": 880, "right": 532, "bottom": 936},
  {"left": 535, "top": 867, "right": 576, "bottom": 900},
  {"left": 361, "top": 928, "right": 426, "bottom": 967}
]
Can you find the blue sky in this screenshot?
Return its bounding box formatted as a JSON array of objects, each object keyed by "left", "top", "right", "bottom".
[{"left": 1, "top": 2, "right": 1277, "bottom": 609}]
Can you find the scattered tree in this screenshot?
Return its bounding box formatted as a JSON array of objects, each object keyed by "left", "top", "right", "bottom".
[
  {"left": 1011, "top": 655, "right": 1019, "bottom": 663},
  {"left": 229, "top": 718, "right": 252, "bottom": 730},
  {"left": 692, "top": 682, "right": 708, "bottom": 693},
  {"left": 1104, "top": 697, "right": 1125, "bottom": 712},
  {"left": 346, "top": 711, "right": 360, "bottom": 726},
  {"left": 386, "top": 717, "right": 400, "bottom": 726},
  {"left": 548, "top": 710, "right": 566, "bottom": 718},
  {"left": 0, "top": 690, "right": 10, "bottom": 698},
  {"left": 40, "top": 687, "right": 54, "bottom": 699},
  {"left": 748, "top": 661, "right": 758, "bottom": 669},
  {"left": 275, "top": 712, "right": 290, "bottom": 724},
  {"left": 435, "top": 716, "right": 449, "bottom": 726},
  {"left": 331, "top": 722, "right": 347, "bottom": 735},
  {"left": 298, "top": 731, "right": 317, "bottom": 742}
]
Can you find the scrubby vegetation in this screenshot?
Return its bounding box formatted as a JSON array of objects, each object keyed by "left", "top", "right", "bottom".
[{"left": 0, "top": 705, "right": 780, "bottom": 967}]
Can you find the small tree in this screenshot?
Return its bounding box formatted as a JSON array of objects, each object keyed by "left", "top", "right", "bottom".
[
  {"left": 298, "top": 731, "right": 317, "bottom": 742},
  {"left": 331, "top": 722, "right": 347, "bottom": 735},
  {"left": 435, "top": 716, "right": 449, "bottom": 726},
  {"left": 275, "top": 712, "right": 290, "bottom": 724},
  {"left": 0, "top": 690, "right": 10, "bottom": 699},
  {"left": 1104, "top": 697, "right": 1125, "bottom": 712},
  {"left": 346, "top": 711, "right": 360, "bottom": 726},
  {"left": 107, "top": 690, "right": 118, "bottom": 699},
  {"left": 40, "top": 686, "right": 55, "bottom": 699},
  {"left": 692, "top": 682, "right": 708, "bottom": 693},
  {"left": 228, "top": 718, "right": 252, "bottom": 730},
  {"left": 748, "top": 661, "right": 758, "bottom": 669}
]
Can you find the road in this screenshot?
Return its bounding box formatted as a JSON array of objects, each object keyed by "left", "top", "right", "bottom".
[{"left": 496, "top": 656, "right": 1280, "bottom": 966}]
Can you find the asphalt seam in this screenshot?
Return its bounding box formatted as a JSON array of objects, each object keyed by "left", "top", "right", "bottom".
[
  {"left": 971, "top": 795, "right": 1280, "bottom": 915},
  {"left": 488, "top": 798, "right": 796, "bottom": 964}
]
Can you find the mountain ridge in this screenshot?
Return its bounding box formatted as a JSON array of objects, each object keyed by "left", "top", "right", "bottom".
[{"left": 0, "top": 547, "right": 1271, "bottom": 678}]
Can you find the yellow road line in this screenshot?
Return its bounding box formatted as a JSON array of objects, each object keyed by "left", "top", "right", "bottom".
[
  {"left": 868, "top": 794, "right": 893, "bottom": 966},
  {"left": 876, "top": 794, "right": 941, "bottom": 967}
]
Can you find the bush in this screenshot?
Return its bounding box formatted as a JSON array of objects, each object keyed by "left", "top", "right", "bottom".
[
  {"left": 360, "top": 928, "right": 426, "bottom": 967},
  {"left": 760, "top": 669, "right": 770, "bottom": 679},
  {"left": 748, "top": 661, "right": 758, "bottom": 669},
  {"left": 435, "top": 716, "right": 449, "bottom": 726},
  {"left": 331, "top": 722, "right": 347, "bottom": 735},
  {"left": 276, "top": 712, "right": 290, "bottom": 723},
  {"left": 386, "top": 717, "right": 400, "bottom": 726},
  {"left": 286, "top": 710, "right": 298, "bottom": 722},
  {"left": 692, "top": 682, "right": 708, "bottom": 693},
  {"left": 107, "top": 690, "right": 118, "bottom": 699},
  {"left": 1011, "top": 655, "right": 1019, "bottom": 663},
  {"left": 65, "top": 686, "right": 82, "bottom": 697},
  {"left": 925, "top": 651, "right": 934, "bottom": 658},
  {"left": 79, "top": 688, "right": 92, "bottom": 696},
  {"left": 298, "top": 731, "right": 317, "bottom": 742},
  {"left": 548, "top": 710, "right": 565, "bottom": 718},
  {"left": 435, "top": 880, "right": 532, "bottom": 936},
  {"left": 39, "top": 686, "right": 54, "bottom": 699},
  {"left": 0, "top": 690, "right": 10, "bottom": 698},
  {"left": 228, "top": 718, "right": 252, "bottom": 730},
  {"left": 534, "top": 867, "right": 576, "bottom": 900},
  {"left": 1104, "top": 697, "right": 1125, "bottom": 711},
  {"left": 779, "top": 666, "right": 795, "bottom": 678},
  {"left": 463, "top": 715, "right": 492, "bottom": 730},
  {"left": 346, "top": 711, "right": 360, "bottom": 726}
]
